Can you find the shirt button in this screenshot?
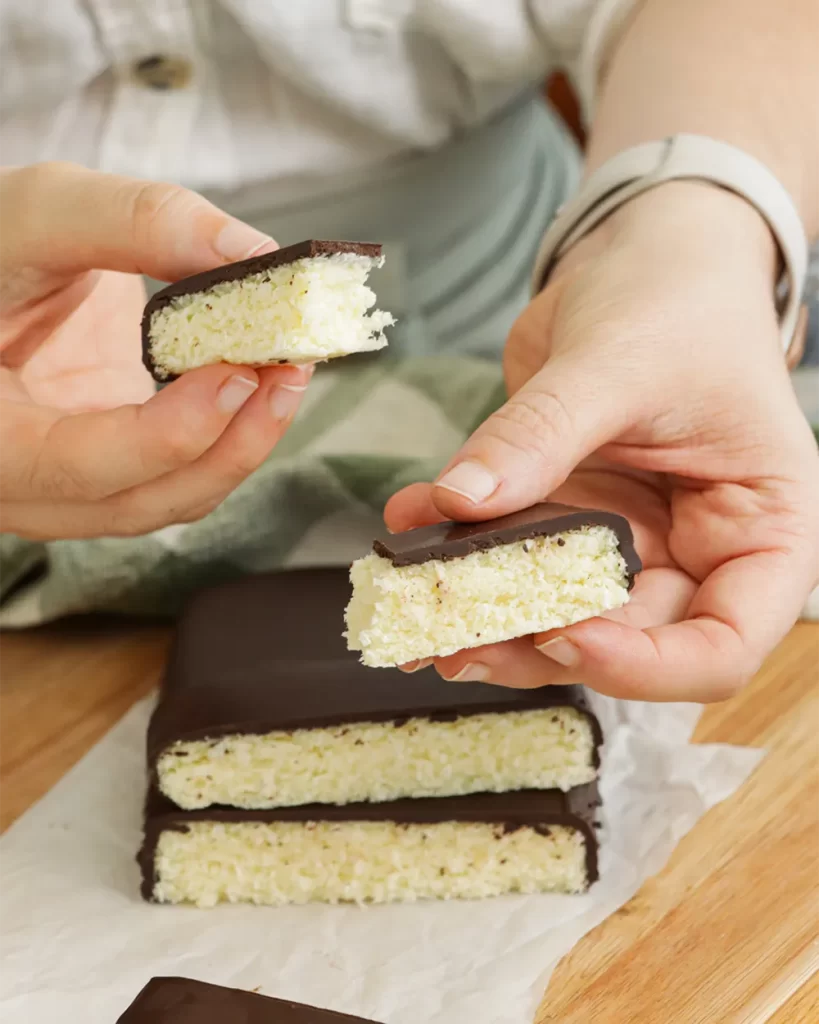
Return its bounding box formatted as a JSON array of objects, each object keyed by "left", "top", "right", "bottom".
[{"left": 133, "top": 55, "right": 193, "bottom": 91}]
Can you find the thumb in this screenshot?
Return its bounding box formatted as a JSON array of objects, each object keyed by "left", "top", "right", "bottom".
[
  {"left": 432, "top": 352, "right": 633, "bottom": 520},
  {"left": 0, "top": 162, "right": 275, "bottom": 287}
]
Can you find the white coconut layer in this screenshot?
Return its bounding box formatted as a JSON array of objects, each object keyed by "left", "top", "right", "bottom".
[
  {"left": 150, "top": 820, "right": 589, "bottom": 906},
  {"left": 156, "top": 707, "right": 596, "bottom": 811},
  {"left": 147, "top": 253, "right": 393, "bottom": 378},
  {"left": 345, "top": 526, "right": 630, "bottom": 668}
]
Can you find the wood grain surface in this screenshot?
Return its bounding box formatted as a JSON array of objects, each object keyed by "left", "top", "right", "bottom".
[{"left": 1, "top": 620, "right": 817, "bottom": 1022}]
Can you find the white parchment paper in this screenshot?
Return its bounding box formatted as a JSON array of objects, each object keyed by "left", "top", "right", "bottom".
[{"left": 0, "top": 695, "right": 762, "bottom": 1024}]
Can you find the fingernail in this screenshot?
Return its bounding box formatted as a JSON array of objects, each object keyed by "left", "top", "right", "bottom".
[
  {"left": 442, "top": 663, "right": 491, "bottom": 683},
  {"left": 435, "top": 461, "right": 499, "bottom": 504},
  {"left": 398, "top": 659, "right": 433, "bottom": 674},
  {"left": 537, "top": 638, "right": 580, "bottom": 668},
  {"left": 214, "top": 220, "right": 275, "bottom": 262},
  {"left": 269, "top": 383, "right": 306, "bottom": 420},
  {"left": 216, "top": 374, "right": 258, "bottom": 413}
]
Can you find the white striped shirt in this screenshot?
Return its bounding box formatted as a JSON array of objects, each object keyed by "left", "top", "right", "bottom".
[{"left": 0, "top": 0, "right": 633, "bottom": 206}]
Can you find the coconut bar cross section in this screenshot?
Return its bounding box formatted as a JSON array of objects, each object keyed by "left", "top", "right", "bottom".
[
  {"left": 149, "top": 569, "right": 602, "bottom": 811},
  {"left": 117, "top": 976, "right": 382, "bottom": 1023},
  {"left": 139, "top": 784, "right": 600, "bottom": 907},
  {"left": 141, "top": 239, "right": 394, "bottom": 380},
  {"left": 345, "top": 501, "right": 642, "bottom": 668}
]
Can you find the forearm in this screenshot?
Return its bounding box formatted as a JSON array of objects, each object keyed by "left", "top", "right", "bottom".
[{"left": 588, "top": 0, "right": 819, "bottom": 239}]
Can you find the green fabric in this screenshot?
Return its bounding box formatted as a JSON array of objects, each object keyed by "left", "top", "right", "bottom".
[
  {"left": 2, "top": 357, "right": 816, "bottom": 627},
  {"left": 0, "top": 357, "right": 506, "bottom": 626}
]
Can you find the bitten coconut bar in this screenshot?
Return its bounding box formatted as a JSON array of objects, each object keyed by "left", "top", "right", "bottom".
[
  {"left": 141, "top": 239, "right": 394, "bottom": 380},
  {"left": 345, "top": 502, "right": 641, "bottom": 668},
  {"left": 117, "top": 976, "right": 381, "bottom": 1023},
  {"left": 139, "top": 784, "right": 600, "bottom": 907},
  {"left": 149, "top": 569, "right": 602, "bottom": 811}
]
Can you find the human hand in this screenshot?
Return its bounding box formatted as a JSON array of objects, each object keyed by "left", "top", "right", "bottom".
[
  {"left": 387, "top": 182, "right": 819, "bottom": 702},
  {"left": 0, "top": 162, "right": 311, "bottom": 540}
]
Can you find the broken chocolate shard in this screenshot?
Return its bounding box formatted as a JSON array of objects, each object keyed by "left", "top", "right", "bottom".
[
  {"left": 372, "top": 501, "right": 641, "bottom": 584},
  {"left": 117, "top": 976, "right": 382, "bottom": 1023}
]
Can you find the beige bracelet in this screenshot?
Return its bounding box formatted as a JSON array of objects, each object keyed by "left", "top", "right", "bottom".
[{"left": 532, "top": 134, "right": 808, "bottom": 354}]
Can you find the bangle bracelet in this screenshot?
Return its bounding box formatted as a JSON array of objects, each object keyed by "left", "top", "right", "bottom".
[{"left": 532, "top": 134, "right": 809, "bottom": 353}]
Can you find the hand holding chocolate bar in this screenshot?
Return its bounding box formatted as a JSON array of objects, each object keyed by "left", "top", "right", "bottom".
[
  {"left": 0, "top": 163, "right": 312, "bottom": 540},
  {"left": 386, "top": 184, "right": 819, "bottom": 703}
]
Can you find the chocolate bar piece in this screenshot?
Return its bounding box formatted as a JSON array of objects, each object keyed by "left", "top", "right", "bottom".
[
  {"left": 139, "top": 784, "right": 600, "bottom": 907},
  {"left": 148, "top": 569, "right": 602, "bottom": 811},
  {"left": 117, "top": 976, "right": 381, "bottom": 1023},
  {"left": 141, "top": 239, "right": 394, "bottom": 380},
  {"left": 372, "top": 502, "right": 641, "bottom": 571},
  {"left": 345, "top": 501, "right": 641, "bottom": 667}
]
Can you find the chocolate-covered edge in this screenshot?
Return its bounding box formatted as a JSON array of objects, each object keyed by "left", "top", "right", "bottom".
[
  {"left": 117, "top": 976, "right": 382, "bottom": 1023},
  {"left": 141, "top": 239, "right": 383, "bottom": 381},
  {"left": 146, "top": 678, "right": 603, "bottom": 776},
  {"left": 143, "top": 568, "right": 603, "bottom": 796},
  {"left": 372, "top": 501, "right": 641, "bottom": 587},
  {"left": 137, "top": 782, "right": 601, "bottom": 901}
]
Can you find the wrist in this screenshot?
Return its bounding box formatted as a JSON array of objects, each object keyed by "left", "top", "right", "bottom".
[
  {"left": 557, "top": 180, "right": 779, "bottom": 290},
  {"left": 614, "top": 181, "right": 776, "bottom": 268}
]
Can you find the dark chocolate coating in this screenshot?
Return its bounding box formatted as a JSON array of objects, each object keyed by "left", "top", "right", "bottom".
[
  {"left": 117, "top": 976, "right": 381, "bottom": 1023},
  {"left": 138, "top": 783, "right": 601, "bottom": 901},
  {"left": 141, "top": 239, "right": 383, "bottom": 380},
  {"left": 372, "top": 501, "right": 641, "bottom": 585},
  {"left": 146, "top": 568, "right": 602, "bottom": 771}
]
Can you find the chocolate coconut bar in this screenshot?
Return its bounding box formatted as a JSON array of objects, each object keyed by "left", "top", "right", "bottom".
[
  {"left": 117, "top": 976, "right": 381, "bottom": 1023},
  {"left": 149, "top": 569, "right": 602, "bottom": 811},
  {"left": 141, "top": 239, "right": 394, "bottom": 380},
  {"left": 139, "top": 784, "right": 600, "bottom": 907},
  {"left": 345, "top": 502, "right": 641, "bottom": 667}
]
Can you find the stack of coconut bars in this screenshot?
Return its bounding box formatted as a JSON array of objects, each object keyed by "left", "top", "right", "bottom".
[{"left": 139, "top": 568, "right": 604, "bottom": 907}]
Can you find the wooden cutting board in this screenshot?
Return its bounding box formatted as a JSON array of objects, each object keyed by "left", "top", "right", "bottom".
[
  {"left": 538, "top": 623, "right": 819, "bottom": 1024},
  {"left": 2, "top": 621, "right": 817, "bottom": 1023}
]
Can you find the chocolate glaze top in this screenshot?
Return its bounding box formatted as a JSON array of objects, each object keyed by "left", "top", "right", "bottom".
[
  {"left": 138, "top": 783, "right": 601, "bottom": 900},
  {"left": 117, "top": 976, "right": 381, "bottom": 1023},
  {"left": 140, "top": 239, "right": 382, "bottom": 379},
  {"left": 373, "top": 501, "right": 641, "bottom": 582},
  {"left": 146, "top": 568, "right": 602, "bottom": 764}
]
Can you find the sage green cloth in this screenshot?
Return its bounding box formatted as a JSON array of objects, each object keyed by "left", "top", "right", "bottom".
[{"left": 0, "top": 356, "right": 507, "bottom": 625}]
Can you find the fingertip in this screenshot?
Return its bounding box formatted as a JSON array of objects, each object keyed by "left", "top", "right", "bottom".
[
  {"left": 211, "top": 219, "right": 277, "bottom": 264},
  {"left": 384, "top": 483, "right": 442, "bottom": 534},
  {"left": 432, "top": 460, "right": 501, "bottom": 517},
  {"left": 256, "top": 361, "right": 314, "bottom": 389},
  {"left": 216, "top": 373, "right": 260, "bottom": 414},
  {"left": 150, "top": 365, "right": 262, "bottom": 428},
  {"left": 535, "top": 617, "right": 649, "bottom": 672},
  {"left": 535, "top": 636, "right": 581, "bottom": 668},
  {"left": 397, "top": 659, "right": 434, "bottom": 674}
]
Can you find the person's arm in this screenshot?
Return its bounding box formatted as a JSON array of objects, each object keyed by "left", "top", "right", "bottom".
[
  {"left": 386, "top": 0, "right": 819, "bottom": 702},
  {"left": 588, "top": 0, "right": 818, "bottom": 236}
]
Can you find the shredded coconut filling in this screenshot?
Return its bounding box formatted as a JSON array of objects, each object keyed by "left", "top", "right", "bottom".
[
  {"left": 157, "top": 707, "right": 596, "bottom": 810},
  {"left": 148, "top": 253, "right": 393, "bottom": 378},
  {"left": 151, "top": 820, "right": 589, "bottom": 906},
  {"left": 345, "top": 525, "right": 630, "bottom": 667}
]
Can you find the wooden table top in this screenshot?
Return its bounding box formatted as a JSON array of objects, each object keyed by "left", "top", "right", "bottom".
[{"left": 1, "top": 620, "right": 817, "bottom": 1023}]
